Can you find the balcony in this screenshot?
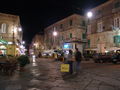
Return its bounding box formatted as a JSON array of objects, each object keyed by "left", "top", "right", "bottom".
[
  {"left": 112, "top": 7, "right": 120, "bottom": 13},
  {"left": 64, "top": 37, "right": 87, "bottom": 43}
]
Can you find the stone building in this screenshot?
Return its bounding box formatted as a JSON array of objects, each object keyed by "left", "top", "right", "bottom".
[
  {"left": 30, "top": 34, "right": 44, "bottom": 56},
  {"left": 0, "top": 13, "right": 23, "bottom": 56},
  {"left": 86, "top": 0, "right": 120, "bottom": 53},
  {"left": 44, "top": 14, "right": 86, "bottom": 53}
]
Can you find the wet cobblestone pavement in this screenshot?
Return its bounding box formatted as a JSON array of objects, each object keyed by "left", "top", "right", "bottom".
[{"left": 0, "top": 58, "right": 120, "bottom": 90}]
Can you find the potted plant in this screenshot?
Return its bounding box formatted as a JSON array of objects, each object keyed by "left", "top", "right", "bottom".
[{"left": 17, "top": 55, "right": 30, "bottom": 71}]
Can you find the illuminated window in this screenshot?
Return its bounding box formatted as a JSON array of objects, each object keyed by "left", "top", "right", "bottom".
[{"left": 1, "top": 23, "right": 7, "bottom": 33}]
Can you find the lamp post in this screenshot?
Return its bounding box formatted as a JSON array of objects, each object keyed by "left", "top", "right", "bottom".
[
  {"left": 85, "top": 11, "right": 93, "bottom": 52},
  {"left": 53, "top": 28, "right": 58, "bottom": 49},
  {"left": 12, "top": 27, "right": 17, "bottom": 56},
  {"left": 12, "top": 26, "right": 22, "bottom": 56}
]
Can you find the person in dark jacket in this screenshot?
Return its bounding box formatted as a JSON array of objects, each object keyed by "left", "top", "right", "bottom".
[{"left": 75, "top": 48, "right": 82, "bottom": 72}]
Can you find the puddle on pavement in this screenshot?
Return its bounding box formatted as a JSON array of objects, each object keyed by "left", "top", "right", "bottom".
[
  {"left": 28, "top": 88, "right": 42, "bottom": 90},
  {"left": 31, "top": 69, "right": 41, "bottom": 77},
  {"left": 32, "top": 63, "right": 37, "bottom": 66},
  {"left": 29, "top": 79, "right": 42, "bottom": 86}
]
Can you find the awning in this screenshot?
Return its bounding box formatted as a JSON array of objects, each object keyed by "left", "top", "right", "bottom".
[
  {"left": 85, "top": 48, "right": 98, "bottom": 51},
  {"left": 0, "top": 39, "right": 8, "bottom": 44},
  {"left": 106, "top": 47, "right": 120, "bottom": 51}
]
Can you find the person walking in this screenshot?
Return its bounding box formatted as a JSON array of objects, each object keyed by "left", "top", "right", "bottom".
[
  {"left": 75, "top": 48, "right": 82, "bottom": 73},
  {"left": 66, "top": 49, "right": 74, "bottom": 74}
]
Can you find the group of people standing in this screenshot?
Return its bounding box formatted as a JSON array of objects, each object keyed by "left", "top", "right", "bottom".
[{"left": 65, "top": 48, "right": 82, "bottom": 74}]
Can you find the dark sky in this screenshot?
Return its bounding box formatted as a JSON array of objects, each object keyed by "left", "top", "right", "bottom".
[{"left": 0, "top": 0, "right": 108, "bottom": 45}]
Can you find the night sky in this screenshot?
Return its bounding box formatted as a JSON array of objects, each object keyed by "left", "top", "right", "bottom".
[{"left": 0, "top": 0, "right": 108, "bottom": 45}]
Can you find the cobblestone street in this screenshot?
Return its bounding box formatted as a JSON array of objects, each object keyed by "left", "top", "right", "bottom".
[{"left": 0, "top": 58, "right": 120, "bottom": 90}]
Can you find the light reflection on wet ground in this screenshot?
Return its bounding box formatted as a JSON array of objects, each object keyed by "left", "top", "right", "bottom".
[{"left": 0, "top": 58, "right": 120, "bottom": 90}]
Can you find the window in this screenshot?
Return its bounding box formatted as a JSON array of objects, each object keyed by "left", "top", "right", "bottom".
[
  {"left": 97, "top": 22, "right": 103, "bottom": 32},
  {"left": 82, "top": 33, "right": 86, "bottom": 39},
  {"left": 70, "top": 33, "right": 72, "bottom": 38},
  {"left": 1, "top": 23, "right": 7, "bottom": 33},
  {"left": 60, "top": 24, "right": 63, "bottom": 29},
  {"left": 114, "top": 17, "right": 120, "bottom": 28},
  {"left": 87, "top": 25, "right": 91, "bottom": 34},
  {"left": 69, "top": 20, "right": 73, "bottom": 26},
  {"left": 96, "top": 10, "right": 102, "bottom": 16},
  {"left": 114, "top": 2, "right": 120, "bottom": 8},
  {"left": 62, "top": 36, "right": 64, "bottom": 40},
  {"left": 88, "top": 40, "right": 90, "bottom": 48},
  {"left": 114, "top": 35, "right": 120, "bottom": 46},
  {"left": 81, "top": 20, "right": 86, "bottom": 26}
]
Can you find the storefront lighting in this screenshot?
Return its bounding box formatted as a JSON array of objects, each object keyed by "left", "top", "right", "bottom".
[
  {"left": 20, "top": 45, "right": 24, "bottom": 48},
  {"left": 16, "top": 43, "right": 19, "bottom": 45},
  {"left": 13, "top": 27, "right": 17, "bottom": 33},
  {"left": 8, "top": 42, "right": 13, "bottom": 44},
  {"left": 114, "top": 50, "right": 116, "bottom": 52},
  {"left": 16, "top": 48, "right": 19, "bottom": 50},
  {"left": 105, "top": 50, "right": 108, "bottom": 53}
]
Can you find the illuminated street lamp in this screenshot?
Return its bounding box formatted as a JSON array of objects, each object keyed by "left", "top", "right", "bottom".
[
  {"left": 53, "top": 28, "right": 58, "bottom": 49},
  {"left": 22, "top": 41, "right": 25, "bottom": 44},
  {"left": 87, "top": 11, "right": 93, "bottom": 18},
  {"left": 12, "top": 27, "right": 17, "bottom": 44},
  {"left": 84, "top": 11, "right": 93, "bottom": 52},
  {"left": 53, "top": 31, "right": 58, "bottom": 36},
  {"left": 18, "top": 27, "right": 22, "bottom": 32}
]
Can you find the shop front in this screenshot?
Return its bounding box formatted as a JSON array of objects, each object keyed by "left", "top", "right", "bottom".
[
  {"left": 0, "top": 39, "right": 22, "bottom": 56},
  {"left": 0, "top": 39, "right": 7, "bottom": 56}
]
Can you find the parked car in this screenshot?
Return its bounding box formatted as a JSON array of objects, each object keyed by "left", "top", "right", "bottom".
[
  {"left": 41, "top": 50, "right": 54, "bottom": 57},
  {"left": 111, "top": 53, "right": 120, "bottom": 64},
  {"left": 93, "top": 54, "right": 112, "bottom": 63}
]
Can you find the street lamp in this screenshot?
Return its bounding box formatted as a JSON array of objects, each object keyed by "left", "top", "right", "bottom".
[
  {"left": 22, "top": 41, "right": 25, "bottom": 44},
  {"left": 53, "top": 29, "right": 58, "bottom": 49},
  {"left": 53, "top": 31, "right": 58, "bottom": 36},
  {"left": 84, "top": 11, "right": 93, "bottom": 52},
  {"left": 86, "top": 11, "right": 93, "bottom": 33},
  {"left": 12, "top": 27, "right": 17, "bottom": 44},
  {"left": 87, "top": 11, "right": 93, "bottom": 18},
  {"left": 18, "top": 27, "right": 22, "bottom": 32}
]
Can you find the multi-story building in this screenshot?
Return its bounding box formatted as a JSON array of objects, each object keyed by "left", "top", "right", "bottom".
[
  {"left": 44, "top": 14, "right": 86, "bottom": 53},
  {"left": 30, "top": 34, "right": 44, "bottom": 56},
  {"left": 86, "top": 0, "right": 120, "bottom": 53},
  {"left": 0, "top": 13, "right": 23, "bottom": 56}
]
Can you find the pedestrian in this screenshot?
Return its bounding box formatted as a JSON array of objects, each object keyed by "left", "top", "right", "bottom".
[
  {"left": 75, "top": 48, "right": 82, "bottom": 73},
  {"left": 38, "top": 52, "right": 42, "bottom": 58},
  {"left": 66, "top": 49, "right": 74, "bottom": 74},
  {"left": 54, "top": 52, "right": 58, "bottom": 61}
]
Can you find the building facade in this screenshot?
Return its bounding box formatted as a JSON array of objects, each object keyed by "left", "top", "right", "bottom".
[
  {"left": 30, "top": 34, "right": 44, "bottom": 56},
  {"left": 44, "top": 14, "right": 86, "bottom": 53},
  {"left": 86, "top": 0, "right": 120, "bottom": 53},
  {"left": 0, "top": 13, "right": 23, "bottom": 56}
]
